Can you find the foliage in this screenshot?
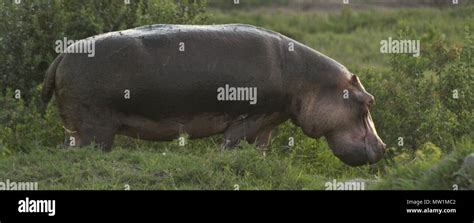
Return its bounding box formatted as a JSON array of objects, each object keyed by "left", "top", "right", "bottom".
[
  {"left": 364, "top": 26, "right": 473, "bottom": 151},
  {"left": 0, "top": 88, "right": 62, "bottom": 156}
]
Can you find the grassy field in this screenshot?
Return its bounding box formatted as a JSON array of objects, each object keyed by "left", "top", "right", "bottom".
[
  {"left": 0, "top": 134, "right": 472, "bottom": 190},
  {"left": 0, "top": 4, "right": 472, "bottom": 190}
]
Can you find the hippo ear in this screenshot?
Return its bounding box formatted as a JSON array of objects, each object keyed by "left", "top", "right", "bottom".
[{"left": 351, "top": 75, "right": 358, "bottom": 84}]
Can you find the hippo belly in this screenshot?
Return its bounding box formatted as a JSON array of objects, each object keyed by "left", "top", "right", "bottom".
[{"left": 117, "top": 114, "right": 233, "bottom": 141}]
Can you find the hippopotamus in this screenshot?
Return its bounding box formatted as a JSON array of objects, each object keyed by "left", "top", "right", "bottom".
[{"left": 41, "top": 24, "right": 386, "bottom": 166}]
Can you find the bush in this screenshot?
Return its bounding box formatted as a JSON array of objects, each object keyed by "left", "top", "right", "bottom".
[
  {"left": 0, "top": 88, "right": 62, "bottom": 155},
  {"left": 364, "top": 26, "right": 473, "bottom": 152}
]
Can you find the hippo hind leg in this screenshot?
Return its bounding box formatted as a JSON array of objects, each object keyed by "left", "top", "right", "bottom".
[
  {"left": 63, "top": 117, "right": 119, "bottom": 152},
  {"left": 77, "top": 122, "right": 117, "bottom": 151}
]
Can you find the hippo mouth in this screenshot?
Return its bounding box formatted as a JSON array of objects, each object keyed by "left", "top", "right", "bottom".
[
  {"left": 327, "top": 111, "right": 385, "bottom": 166},
  {"left": 362, "top": 112, "right": 385, "bottom": 164},
  {"left": 363, "top": 114, "right": 375, "bottom": 163}
]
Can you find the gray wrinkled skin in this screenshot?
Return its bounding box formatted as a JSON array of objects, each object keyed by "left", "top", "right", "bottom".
[{"left": 42, "top": 24, "right": 386, "bottom": 166}]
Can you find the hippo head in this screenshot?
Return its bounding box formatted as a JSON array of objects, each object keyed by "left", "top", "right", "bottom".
[{"left": 293, "top": 71, "right": 386, "bottom": 166}]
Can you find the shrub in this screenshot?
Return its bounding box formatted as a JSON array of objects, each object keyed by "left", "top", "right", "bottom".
[
  {"left": 363, "top": 26, "right": 473, "bottom": 152},
  {"left": 0, "top": 88, "right": 63, "bottom": 155}
]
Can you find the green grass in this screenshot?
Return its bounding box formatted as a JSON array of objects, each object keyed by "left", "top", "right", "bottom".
[
  {"left": 0, "top": 143, "right": 327, "bottom": 190},
  {"left": 0, "top": 135, "right": 472, "bottom": 190}
]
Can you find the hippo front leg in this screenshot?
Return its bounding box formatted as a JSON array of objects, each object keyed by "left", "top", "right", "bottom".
[
  {"left": 221, "top": 118, "right": 259, "bottom": 151},
  {"left": 252, "top": 127, "right": 274, "bottom": 154}
]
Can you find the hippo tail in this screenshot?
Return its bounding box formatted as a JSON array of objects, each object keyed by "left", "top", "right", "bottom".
[{"left": 40, "top": 54, "right": 64, "bottom": 115}]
